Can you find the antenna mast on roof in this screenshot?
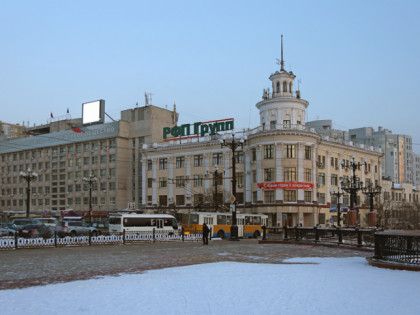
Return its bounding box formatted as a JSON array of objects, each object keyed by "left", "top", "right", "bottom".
[{"left": 280, "top": 34, "right": 285, "bottom": 71}]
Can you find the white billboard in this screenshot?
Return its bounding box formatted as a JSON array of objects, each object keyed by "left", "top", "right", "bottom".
[{"left": 82, "top": 100, "right": 105, "bottom": 125}]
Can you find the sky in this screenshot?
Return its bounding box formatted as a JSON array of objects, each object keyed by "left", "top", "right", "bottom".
[
  {"left": 1, "top": 1, "right": 420, "bottom": 151},
  {"left": 1, "top": 257, "right": 420, "bottom": 314}
]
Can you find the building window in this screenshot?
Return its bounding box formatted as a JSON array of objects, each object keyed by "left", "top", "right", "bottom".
[
  {"left": 304, "top": 168, "right": 312, "bottom": 182},
  {"left": 175, "top": 176, "right": 185, "bottom": 187},
  {"left": 213, "top": 153, "right": 223, "bottom": 166},
  {"left": 318, "top": 193, "right": 326, "bottom": 204},
  {"left": 147, "top": 160, "right": 152, "bottom": 170},
  {"left": 284, "top": 144, "right": 295, "bottom": 158},
  {"left": 264, "top": 145, "right": 274, "bottom": 159},
  {"left": 234, "top": 151, "right": 244, "bottom": 163},
  {"left": 194, "top": 155, "right": 203, "bottom": 167},
  {"left": 284, "top": 167, "right": 296, "bottom": 182},
  {"left": 252, "top": 191, "right": 258, "bottom": 203},
  {"left": 264, "top": 191, "right": 275, "bottom": 203},
  {"left": 304, "top": 191, "right": 312, "bottom": 202},
  {"left": 252, "top": 170, "right": 257, "bottom": 183},
  {"left": 159, "top": 158, "right": 168, "bottom": 170},
  {"left": 236, "top": 172, "right": 244, "bottom": 186},
  {"left": 284, "top": 190, "right": 297, "bottom": 202},
  {"left": 214, "top": 172, "right": 223, "bottom": 186},
  {"left": 283, "top": 120, "right": 291, "bottom": 129},
  {"left": 304, "top": 146, "right": 312, "bottom": 160},
  {"left": 159, "top": 195, "right": 167, "bottom": 206},
  {"left": 193, "top": 175, "right": 203, "bottom": 187},
  {"left": 318, "top": 173, "right": 326, "bottom": 186},
  {"left": 331, "top": 174, "right": 338, "bottom": 186},
  {"left": 176, "top": 195, "right": 185, "bottom": 205},
  {"left": 194, "top": 194, "right": 204, "bottom": 204},
  {"left": 251, "top": 148, "right": 257, "bottom": 161},
  {"left": 159, "top": 177, "right": 167, "bottom": 188},
  {"left": 264, "top": 168, "right": 275, "bottom": 182},
  {"left": 270, "top": 120, "right": 277, "bottom": 130},
  {"left": 176, "top": 156, "right": 185, "bottom": 168},
  {"left": 148, "top": 178, "right": 153, "bottom": 188}
]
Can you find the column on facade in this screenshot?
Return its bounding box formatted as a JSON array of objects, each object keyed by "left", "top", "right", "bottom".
[
  {"left": 256, "top": 145, "right": 262, "bottom": 201},
  {"left": 152, "top": 158, "right": 157, "bottom": 206},
  {"left": 326, "top": 150, "right": 332, "bottom": 203},
  {"left": 141, "top": 157, "right": 147, "bottom": 207},
  {"left": 297, "top": 143, "right": 304, "bottom": 201},
  {"left": 312, "top": 144, "right": 318, "bottom": 203},
  {"left": 186, "top": 154, "right": 191, "bottom": 205},
  {"left": 223, "top": 151, "right": 230, "bottom": 203},
  {"left": 204, "top": 153, "right": 211, "bottom": 194},
  {"left": 275, "top": 143, "right": 283, "bottom": 201},
  {"left": 168, "top": 156, "right": 174, "bottom": 203},
  {"left": 244, "top": 148, "right": 252, "bottom": 203}
]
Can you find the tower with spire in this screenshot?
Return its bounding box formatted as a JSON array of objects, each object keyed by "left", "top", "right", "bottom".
[{"left": 256, "top": 35, "right": 309, "bottom": 130}]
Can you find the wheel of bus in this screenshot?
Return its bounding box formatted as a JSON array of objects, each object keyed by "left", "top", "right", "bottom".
[
  {"left": 253, "top": 230, "right": 260, "bottom": 239},
  {"left": 217, "top": 230, "right": 225, "bottom": 239}
]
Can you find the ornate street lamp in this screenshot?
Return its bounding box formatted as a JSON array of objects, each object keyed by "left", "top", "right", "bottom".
[
  {"left": 330, "top": 188, "right": 345, "bottom": 227},
  {"left": 20, "top": 169, "right": 38, "bottom": 218},
  {"left": 83, "top": 173, "right": 97, "bottom": 224},
  {"left": 362, "top": 182, "right": 382, "bottom": 213},
  {"left": 220, "top": 133, "right": 247, "bottom": 241}
]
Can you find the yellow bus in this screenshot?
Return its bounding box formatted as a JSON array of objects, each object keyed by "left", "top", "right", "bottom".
[{"left": 181, "top": 212, "right": 268, "bottom": 239}]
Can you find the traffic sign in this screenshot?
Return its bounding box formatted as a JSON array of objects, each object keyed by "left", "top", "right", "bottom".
[{"left": 230, "top": 195, "right": 236, "bottom": 203}]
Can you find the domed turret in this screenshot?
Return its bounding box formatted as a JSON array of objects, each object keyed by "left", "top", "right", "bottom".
[{"left": 256, "top": 35, "right": 309, "bottom": 131}]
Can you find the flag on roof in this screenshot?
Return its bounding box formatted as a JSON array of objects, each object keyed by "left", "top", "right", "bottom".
[
  {"left": 50, "top": 112, "right": 53, "bottom": 118},
  {"left": 67, "top": 108, "right": 69, "bottom": 114}
]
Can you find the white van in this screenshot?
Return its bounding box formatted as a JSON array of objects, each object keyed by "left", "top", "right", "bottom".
[{"left": 38, "top": 218, "right": 59, "bottom": 228}]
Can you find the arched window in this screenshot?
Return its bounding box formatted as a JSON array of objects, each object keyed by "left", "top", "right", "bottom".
[
  {"left": 283, "top": 81, "right": 288, "bottom": 93},
  {"left": 276, "top": 82, "right": 280, "bottom": 93}
]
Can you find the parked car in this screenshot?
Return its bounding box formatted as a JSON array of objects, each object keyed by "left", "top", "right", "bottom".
[
  {"left": 91, "top": 221, "right": 109, "bottom": 234},
  {"left": 11, "top": 218, "right": 43, "bottom": 229},
  {"left": 38, "top": 218, "right": 58, "bottom": 228},
  {"left": 0, "top": 223, "right": 17, "bottom": 236},
  {"left": 0, "top": 226, "right": 9, "bottom": 237},
  {"left": 20, "top": 224, "right": 52, "bottom": 239},
  {"left": 57, "top": 221, "right": 99, "bottom": 237}
]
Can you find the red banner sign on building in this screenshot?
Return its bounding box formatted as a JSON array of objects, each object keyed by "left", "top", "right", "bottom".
[{"left": 257, "top": 182, "right": 314, "bottom": 190}]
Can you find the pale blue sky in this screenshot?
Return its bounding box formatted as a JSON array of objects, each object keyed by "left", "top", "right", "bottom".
[{"left": 1, "top": 0, "right": 419, "bottom": 151}]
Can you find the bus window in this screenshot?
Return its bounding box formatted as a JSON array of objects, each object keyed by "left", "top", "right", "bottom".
[
  {"left": 204, "top": 217, "right": 213, "bottom": 225},
  {"left": 254, "top": 216, "right": 261, "bottom": 225},
  {"left": 181, "top": 214, "right": 189, "bottom": 224},
  {"left": 190, "top": 214, "right": 199, "bottom": 224},
  {"left": 164, "top": 218, "right": 178, "bottom": 229},
  {"left": 245, "top": 216, "right": 253, "bottom": 225},
  {"left": 227, "top": 215, "right": 232, "bottom": 225},
  {"left": 109, "top": 217, "right": 121, "bottom": 225},
  {"left": 217, "top": 215, "right": 226, "bottom": 225}
]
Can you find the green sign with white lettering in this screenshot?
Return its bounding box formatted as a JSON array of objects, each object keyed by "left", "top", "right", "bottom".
[{"left": 163, "top": 118, "right": 234, "bottom": 140}]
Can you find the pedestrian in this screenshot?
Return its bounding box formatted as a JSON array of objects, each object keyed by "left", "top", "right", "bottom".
[{"left": 202, "top": 223, "right": 210, "bottom": 245}]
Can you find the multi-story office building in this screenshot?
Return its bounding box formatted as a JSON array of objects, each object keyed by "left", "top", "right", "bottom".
[
  {"left": 141, "top": 51, "right": 383, "bottom": 228},
  {"left": 349, "top": 127, "right": 414, "bottom": 184},
  {"left": 0, "top": 105, "right": 178, "bottom": 219}
]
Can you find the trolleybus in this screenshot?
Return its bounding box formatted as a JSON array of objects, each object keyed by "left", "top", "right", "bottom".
[
  {"left": 108, "top": 213, "right": 178, "bottom": 234},
  {"left": 180, "top": 212, "right": 268, "bottom": 239}
]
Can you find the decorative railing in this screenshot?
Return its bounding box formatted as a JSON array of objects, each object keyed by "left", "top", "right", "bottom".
[
  {"left": 374, "top": 230, "right": 420, "bottom": 265},
  {"left": 279, "top": 226, "right": 381, "bottom": 248},
  {"left": 0, "top": 229, "right": 202, "bottom": 250}
]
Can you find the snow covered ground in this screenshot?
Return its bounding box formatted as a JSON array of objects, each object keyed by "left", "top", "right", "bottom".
[{"left": 1, "top": 257, "right": 419, "bottom": 315}]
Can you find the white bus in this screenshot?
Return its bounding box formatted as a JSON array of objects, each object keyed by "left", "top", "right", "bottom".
[{"left": 108, "top": 213, "right": 178, "bottom": 234}]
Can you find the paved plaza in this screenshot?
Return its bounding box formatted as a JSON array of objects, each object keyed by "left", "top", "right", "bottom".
[{"left": 0, "top": 239, "right": 371, "bottom": 290}]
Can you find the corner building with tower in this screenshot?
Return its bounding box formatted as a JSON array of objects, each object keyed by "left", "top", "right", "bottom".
[{"left": 141, "top": 44, "right": 383, "bottom": 227}]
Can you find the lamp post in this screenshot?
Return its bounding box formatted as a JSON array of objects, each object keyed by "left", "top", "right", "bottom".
[
  {"left": 330, "top": 188, "right": 344, "bottom": 227},
  {"left": 83, "top": 173, "right": 97, "bottom": 224},
  {"left": 214, "top": 167, "right": 219, "bottom": 212},
  {"left": 362, "top": 182, "right": 381, "bottom": 227},
  {"left": 220, "top": 133, "right": 246, "bottom": 241},
  {"left": 20, "top": 169, "right": 38, "bottom": 218},
  {"left": 340, "top": 156, "right": 366, "bottom": 225}
]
